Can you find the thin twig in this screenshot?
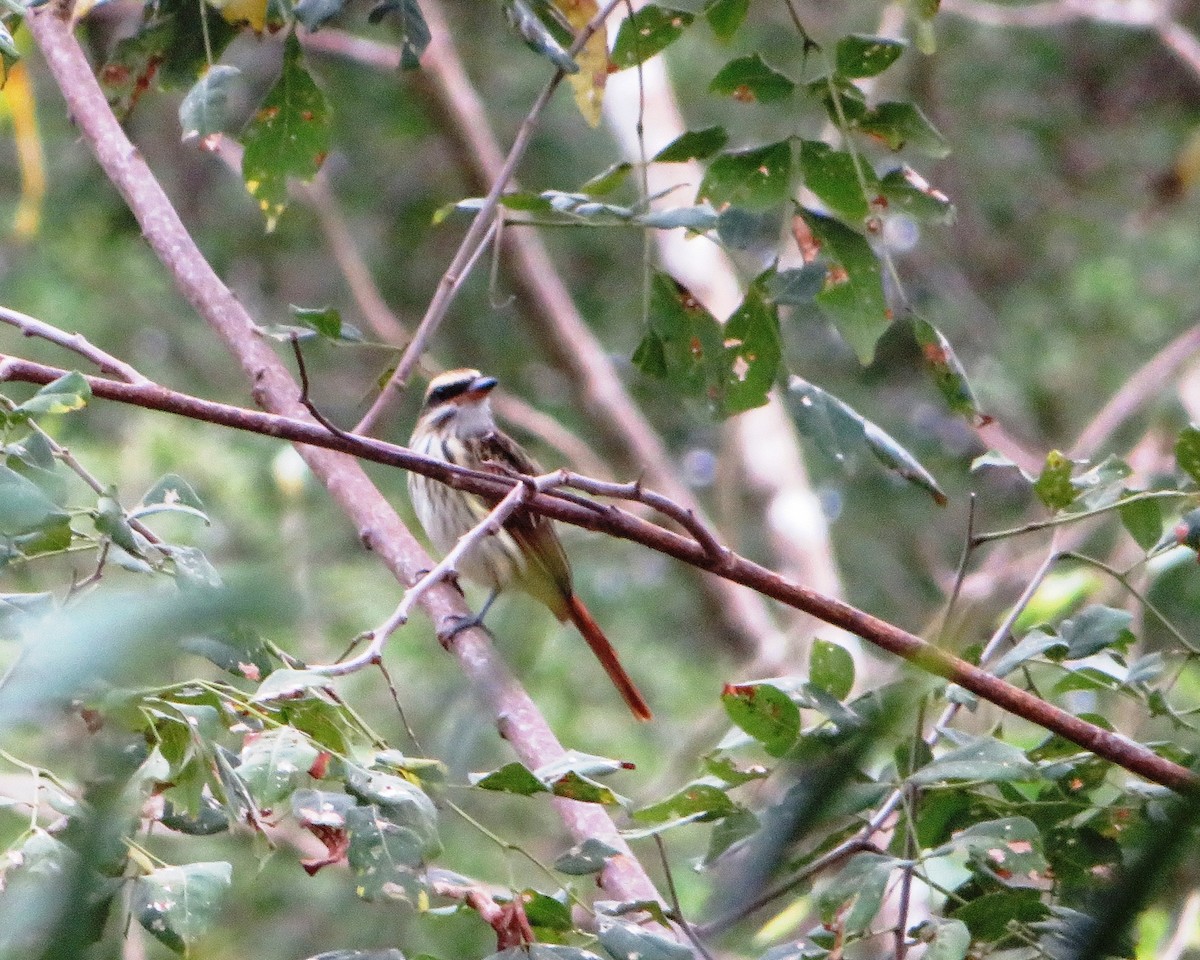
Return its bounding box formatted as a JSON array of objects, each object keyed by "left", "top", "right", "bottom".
[
  {"left": 653, "top": 833, "right": 716, "bottom": 960},
  {"left": 971, "top": 490, "right": 1192, "bottom": 545},
  {"left": 353, "top": 0, "right": 626, "bottom": 435},
  {"left": 0, "top": 304, "right": 150, "bottom": 384},
  {"left": 937, "top": 493, "right": 978, "bottom": 641}
]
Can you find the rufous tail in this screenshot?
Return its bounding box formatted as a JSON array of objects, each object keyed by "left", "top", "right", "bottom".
[{"left": 564, "top": 593, "right": 653, "bottom": 721}]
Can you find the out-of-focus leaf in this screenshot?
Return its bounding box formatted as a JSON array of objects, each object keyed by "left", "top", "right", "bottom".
[
  {"left": 0, "top": 22, "right": 19, "bottom": 86},
  {"left": 703, "top": 753, "right": 768, "bottom": 786},
  {"left": 952, "top": 889, "right": 1048, "bottom": 941},
  {"left": 931, "top": 816, "right": 1048, "bottom": 876},
  {"left": 367, "top": 0, "right": 430, "bottom": 68},
  {"left": 765, "top": 264, "right": 825, "bottom": 306},
  {"left": 208, "top": 0, "right": 268, "bottom": 31},
  {"left": 0, "top": 465, "right": 69, "bottom": 536},
  {"left": 94, "top": 493, "right": 142, "bottom": 554},
  {"left": 238, "top": 727, "right": 320, "bottom": 807},
  {"left": 859, "top": 101, "right": 949, "bottom": 157},
  {"left": 638, "top": 204, "right": 720, "bottom": 231},
  {"left": 345, "top": 804, "right": 429, "bottom": 903},
  {"left": 835, "top": 34, "right": 905, "bottom": 78},
  {"left": 879, "top": 166, "right": 955, "bottom": 223},
  {"left": 1034, "top": 450, "right": 1078, "bottom": 511},
  {"left": 1119, "top": 495, "right": 1163, "bottom": 551},
  {"left": 555, "top": 0, "right": 607, "bottom": 125},
  {"left": 503, "top": 0, "right": 578, "bottom": 73},
  {"left": 132, "top": 861, "right": 232, "bottom": 953},
  {"left": 722, "top": 682, "right": 800, "bottom": 756},
  {"left": 1071, "top": 455, "right": 1131, "bottom": 510},
  {"left": 652, "top": 126, "right": 728, "bottom": 162},
  {"left": 709, "top": 53, "right": 795, "bottom": 103},
  {"left": 580, "top": 161, "right": 632, "bottom": 195},
  {"left": 342, "top": 766, "right": 439, "bottom": 854},
  {"left": 1175, "top": 424, "right": 1200, "bottom": 483},
  {"left": 703, "top": 0, "right": 748, "bottom": 40},
  {"left": 178, "top": 65, "right": 241, "bottom": 141},
  {"left": 1174, "top": 506, "right": 1200, "bottom": 551},
  {"left": 293, "top": 0, "right": 349, "bottom": 30},
  {"left": 521, "top": 890, "right": 572, "bottom": 930},
  {"left": 816, "top": 852, "right": 897, "bottom": 933},
  {"left": 252, "top": 669, "right": 338, "bottom": 704},
  {"left": 547, "top": 770, "right": 623, "bottom": 805},
  {"left": 989, "top": 629, "right": 1067, "bottom": 678},
  {"left": 632, "top": 781, "right": 737, "bottom": 823},
  {"left": 796, "top": 208, "right": 890, "bottom": 363},
  {"left": 133, "top": 473, "right": 208, "bottom": 524},
  {"left": 785, "top": 377, "right": 947, "bottom": 505},
  {"left": 487, "top": 949, "right": 604, "bottom": 960},
  {"left": 553, "top": 837, "right": 619, "bottom": 874},
  {"left": 610, "top": 5, "right": 694, "bottom": 69},
  {"left": 908, "top": 737, "right": 1038, "bottom": 784},
  {"left": 596, "top": 917, "right": 694, "bottom": 960},
  {"left": 241, "top": 34, "right": 331, "bottom": 231},
  {"left": 11, "top": 371, "right": 92, "bottom": 418},
  {"left": 921, "top": 918, "right": 971, "bottom": 960},
  {"left": 911, "top": 316, "right": 990, "bottom": 426},
  {"left": 810, "top": 639, "right": 854, "bottom": 700},
  {"left": 288, "top": 304, "right": 365, "bottom": 342},
  {"left": 799, "top": 139, "right": 876, "bottom": 221},
  {"left": 720, "top": 281, "right": 781, "bottom": 415},
  {"left": 1059, "top": 605, "right": 1134, "bottom": 659},
  {"left": 698, "top": 140, "right": 792, "bottom": 210}
]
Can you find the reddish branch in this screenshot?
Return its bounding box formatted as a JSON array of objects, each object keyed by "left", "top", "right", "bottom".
[{"left": 2, "top": 353, "right": 1195, "bottom": 796}]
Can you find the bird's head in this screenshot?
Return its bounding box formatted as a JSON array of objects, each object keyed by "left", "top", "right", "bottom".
[{"left": 419, "top": 368, "right": 499, "bottom": 429}]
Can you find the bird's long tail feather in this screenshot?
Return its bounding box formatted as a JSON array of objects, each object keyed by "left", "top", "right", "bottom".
[{"left": 564, "top": 593, "right": 652, "bottom": 721}]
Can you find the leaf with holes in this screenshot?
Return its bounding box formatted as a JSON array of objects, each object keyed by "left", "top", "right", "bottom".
[
  {"left": 799, "top": 140, "right": 877, "bottom": 221},
  {"left": 719, "top": 280, "right": 781, "bottom": 416},
  {"left": 698, "top": 140, "right": 792, "bottom": 210},
  {"left": 879, "top": 166, "right": 955, "bottom": 223},
  {"left": 133, "top": 861, "right": 232, "bottom": 953},
  {"left": 241, "top": 34, "right": 331, "bottom": 231},
  {"left": 653, "top": 126, "right": 729, "bottom": 162},
  {"left": 709, "top": 54, "right": 795, "bottom": 103},
  {"left": 722, "top": 682, "right": 800, "bottom": 755},
  {"left": 611, "top": 5, "right": 694, "bottom": 68},
  {"left": 632, "top": 781, "right": 737, "bottom": 823},
  {"left": 835, "top": 34, "right": 905, "bottom": 78},
  {"left": 911, "top": 317, "right": 989, "bottom": 426},
  {"left": 631, "top": 272, "right": 726, "bottom": 403},
  {"left": 859, "top": 101, "right": 949, "bottom": 157}
]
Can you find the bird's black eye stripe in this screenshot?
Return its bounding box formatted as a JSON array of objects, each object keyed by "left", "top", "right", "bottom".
[{"left": 427, "top": 381, "right": 470, "bottom": 405}]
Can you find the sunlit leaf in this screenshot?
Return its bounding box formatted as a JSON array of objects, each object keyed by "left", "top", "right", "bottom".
[
  {"left": 652, "top": 126, "right": 729, "bottom": 162},
  {"left": 698, "top": 140, "right": 792, "bottom": 210},
  {"left": 722, "top": 682, "right": 800, "bottom": 756},
  {"left": 1034, "top": 450, "right": 1078, "bottom": 511},
  {"left": 132, "top": 861, "right": 232, "bottom": 953},
  {"left": 241, "top": 34, "right": 331, "bottom": 231},
  {"left": 796, "top": 208, "right": 890, "bottom": 363},
  {"left": 709, "top": 53, "right": 795, "bottom": 103},
  {"left": 610, "top": 5, "right": 694, "bottom": 69},
  {"left": 810, "top": 639, "right": 854, "bottom": 700}
]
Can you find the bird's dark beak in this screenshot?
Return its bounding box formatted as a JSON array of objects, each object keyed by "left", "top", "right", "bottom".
[{"left": 470, "top": 375, "right": 498, "bottom": 395}]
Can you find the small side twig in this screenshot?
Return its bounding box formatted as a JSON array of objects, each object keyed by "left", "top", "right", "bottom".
[
  {"left": 305, "top": 469, "right": 567, "bottom": 676},
  {"left": 653, "top": 833, "right": 716, "bottom": 960},
  {"left": 0, "top": 304, "right": 149, "bottom": 385},
  {"left": 288, "top": 334, "right": 355, "bottom": 440}
]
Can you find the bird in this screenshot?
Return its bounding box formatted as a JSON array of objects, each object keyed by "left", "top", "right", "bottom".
[{"left": 408, "top": 368, "right": 652, "bottom": 721}]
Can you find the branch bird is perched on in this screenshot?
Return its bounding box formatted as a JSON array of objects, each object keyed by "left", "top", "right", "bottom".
[{"left": 408, "top": 369, "right": 652, "bottom": 721}]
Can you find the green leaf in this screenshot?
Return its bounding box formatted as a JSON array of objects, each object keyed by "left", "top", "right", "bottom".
[
  {"left": 522, "top": 890, "right": 572, "bottom": 930},
  {"left": 241, "top": 33, "right": 332, "bottom": 231},
  {"left": 878, "top": 166, "right": 955, "bottom": 224},
  {"left": 652, "top": 126, "right": 729, "bottom": 162},
  {"left": 0, "top": 465, "right": 69, "bottom": 537},
  {"left": 810, "top": 639, "right": 854, "bottom": 700},
  {"left": 345, "top": 804, "right": 429, "bottom": 903},
  {"left": 1175, "top": 424, "right": 1200, "bottom": 482},
  {"left": 580, "top": 162, "right": 633, "bottom": 196},
  {"left": 179, "top": 66, "right": 242, "bottom": 141},
  {"left": 367, "top": 0, "right": 431, "bottom": 69},
  {"left": 132, "top": 474, "right": 209, "bottom": 525},
  {"left": 722, "top": 682, "right": 800, "bottom": 756},
  {"left": 471, "top": 760, "right": 550, "bottom": 796},
  {"left": 132, "top": 862, "right": 232, "bottom": 953},
  {"left": 548, "top": 770, "right": 623, "bottom": 805},
  {"left": 1059, "top": 604, "right": 1134, "bottom": 658},
  {"left": 764, "top": 264, "right": 825, "bottom": 306},
  {"left": 293, "top": 0, "right": 350, "bottom": 30},
  {"left": 931, "top": 816, "right": 1048, "bottom": 873},
  {"left": 703, "top": 0, "right": 748, "bottom": 40},
  {"left": 720, "top": 281, "right": 781, "bottom": 415},
  {"left": 502, "top": 0, "right": 579, "bottom": 73},
  {"left": 597, "top": 917, "right": 694, "bottom": 960},
  {"left": 785, "top": 378, "right": 947, "bottom": 505},
  {"left": 703, "top": 753, "right": 768, "bottom": 786},
  {"left": 709, "top": 54, "right": 795, "bottom": 103},
  {"left": 858, "top": 101, "right": 949, "bottom": 157},
  {"left": 11, "top": 371, "right": 92, "bottom": 419},
  {"left": 907, "top": 736, "right": 1038, "bottom": 784},
  {"left": 951, "top": 888, "right": 1048, "bottom": 941},
  {"left": 342, "top": 766, "right": 439, "bottom": 854},
  {"left": 632, "top": 781, "right": 736, "bottom": 823},
  {"left": 1034, "top": 450, "right": 1077, "bottom": 511},
  {"left": 698, "top": 140, "right": 792, "bottom": 210},
  {"left": 288, "top": 304, "right": 364, "bottom": 342},
  {"left": 611, "top": 5, "right": 694, "bottom": 69},
  {"left": 816, "top": 852, "right": 897, "bottom": 933},
  {"left": 797, "top": 208, "right": 890, "bottom": 364},
  {"left": 989, "top": 629, "right": 1067, "bottom": 678},
  {"left": 95, "top": 493, "right": 142, "bottom": 554},
  {"left": 910, "top": 316, "right": 989, "bottom": 426},
  {"left": 835, "top": 34, "right": 906, "bottom": 78},
  {"left": 922, "top": 918, "right": 971, "bottom": 960},
  {"left": 638, "top": 205, "right": 720, "bottom": 231},
  {"left": 631, "top": 272, "right": 725, "bottom": 399},
  {"left": 1119, "top": 492, "right": 1160, "bottom": 550},
  {"left": 799, "top": 140, "right": 876, "bottom": 221},
  {"left": 238, "top": 727, "right": 320, "bottom": 807},
  {"left": 553, "top": 837, "right": 620, "bottom": 874},
  {"left": 252, "top": 668, "right": 338, "bottom": 704}
]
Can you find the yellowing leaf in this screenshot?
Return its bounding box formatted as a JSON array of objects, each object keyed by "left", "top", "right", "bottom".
[
  {"left": 554, "top": 0, "right": 607, "bottom": 127},
  {"left": 207, "top": 0, "right": 268, "bottom": 33},
  {"left": 1, "top": 63, "right": 46, "bottom": 239}
]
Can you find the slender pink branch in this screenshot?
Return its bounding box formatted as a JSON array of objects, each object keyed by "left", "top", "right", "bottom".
[
  {"left": 1, "top": 353, "right": 1194, "bottom": 796},
  {"left": 0, "top": 304, "right": 149, "bottom": 384}
]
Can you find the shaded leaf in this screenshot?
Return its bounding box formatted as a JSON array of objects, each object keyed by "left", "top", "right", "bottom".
[
  {"left": 293, "top": 0, "right": 350, "bottom": 30},
  {"left": 722, "top": 682, "right": 800, "bottom": 756},
  {"left": 132, "top": 861, "right": 232, "bottom": 953},
  {"left": 610, "top": 5, "right": 694, "bottom": 69},
  {"left": 548, "top": 770, "right": 622, "bottom": 805},
  {"left": 835, "top": 34, "right": 905, "bottom": 78},
  {"left": 1120, "top": 496, "right": 1163, "bottom": 551},
  {"left": 720, "top": 280, "right": 781, "bottom": 415},
  {"left": 580, "top": 161, "right": 632, "bottom": 195},
  {"left": 816, "top": 852, "right": 897, "bottom": 933},
  {"left": 238, "top": 727, "right": 320, "bottom": 807},
  {"left": 911, "top": 316, "right": 989, "bottom": 426},
  {"left": 596, "top": 916, "right": 694, "bottom": 960},
  {"left": 0, "top": 465, "right": 69, "bottom": 536},
  {"left": 908, "top": 737, "right": 1038, "bottom": 784},
  {"left": 879, "top": 165, "right": 955, "bottom": 224},
  {"left": 554, "top": 837, "right": 620, "bottom": 874},
  {"left": 703, "top": 0, "right": 748, "bottom": 41},
  {"left": 345, "top": 804, "right": 429, "bottom": 903},
  {"left": 989, "top": 629, "right": 1067, "bottom": 678},
  {"left": 652, "top": 126, "right": 729, "bottom": 162},
  {"left": 952, "top": 888, "right": 1048, "bottom": 941},
  {"left": 503, "top": 0, "right": 579, "bottom": 73},
  {"left": 859, "top": 101, "right": 949, "bottom": 157},
  {"left": 709, "top": 54, "right": 795, "bottom": 103},
  {"left": 241, "top": 34, "right": 332, "bottom": 231},
  {"left": 796, "top": 208, "right": 890, "bottom": 364},
  {"left": 631, "top": 272, "right": 725, "bottom": 402},
  {"left": 179, "top": 65, "right": 241, "bottom": 141},
  {"left": 1059, "top": 605, "right": 1134, "bottom": 659},
  {"left": 135, "top": 473, "right": 208, "bottom": 521},
  {"left": 632, "top": 781, "right": 736, "bottom": 823},
  {"left": 698, "top": 140, "right": 792, "bottom": 210},
  {"left": 764, "top": 264, "right": 825, "bottom": 306},
  {"left": 922, "top": 918, "right": 971, "bottom": 960},
  {"left": 367, "top": 0, "right": 430, "bottom": 68},
  {"left": 785, "top": 377, "right": 947, "bottom": 505},
  {"left": 11, "top": 371, "right": 92, "bottom": 418},
  {"left": 1175, "top": 424, "right": 1200, "bottom": 483},
  {"left": 799, "top": 139, "right": 876, "bottom": 221}
]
